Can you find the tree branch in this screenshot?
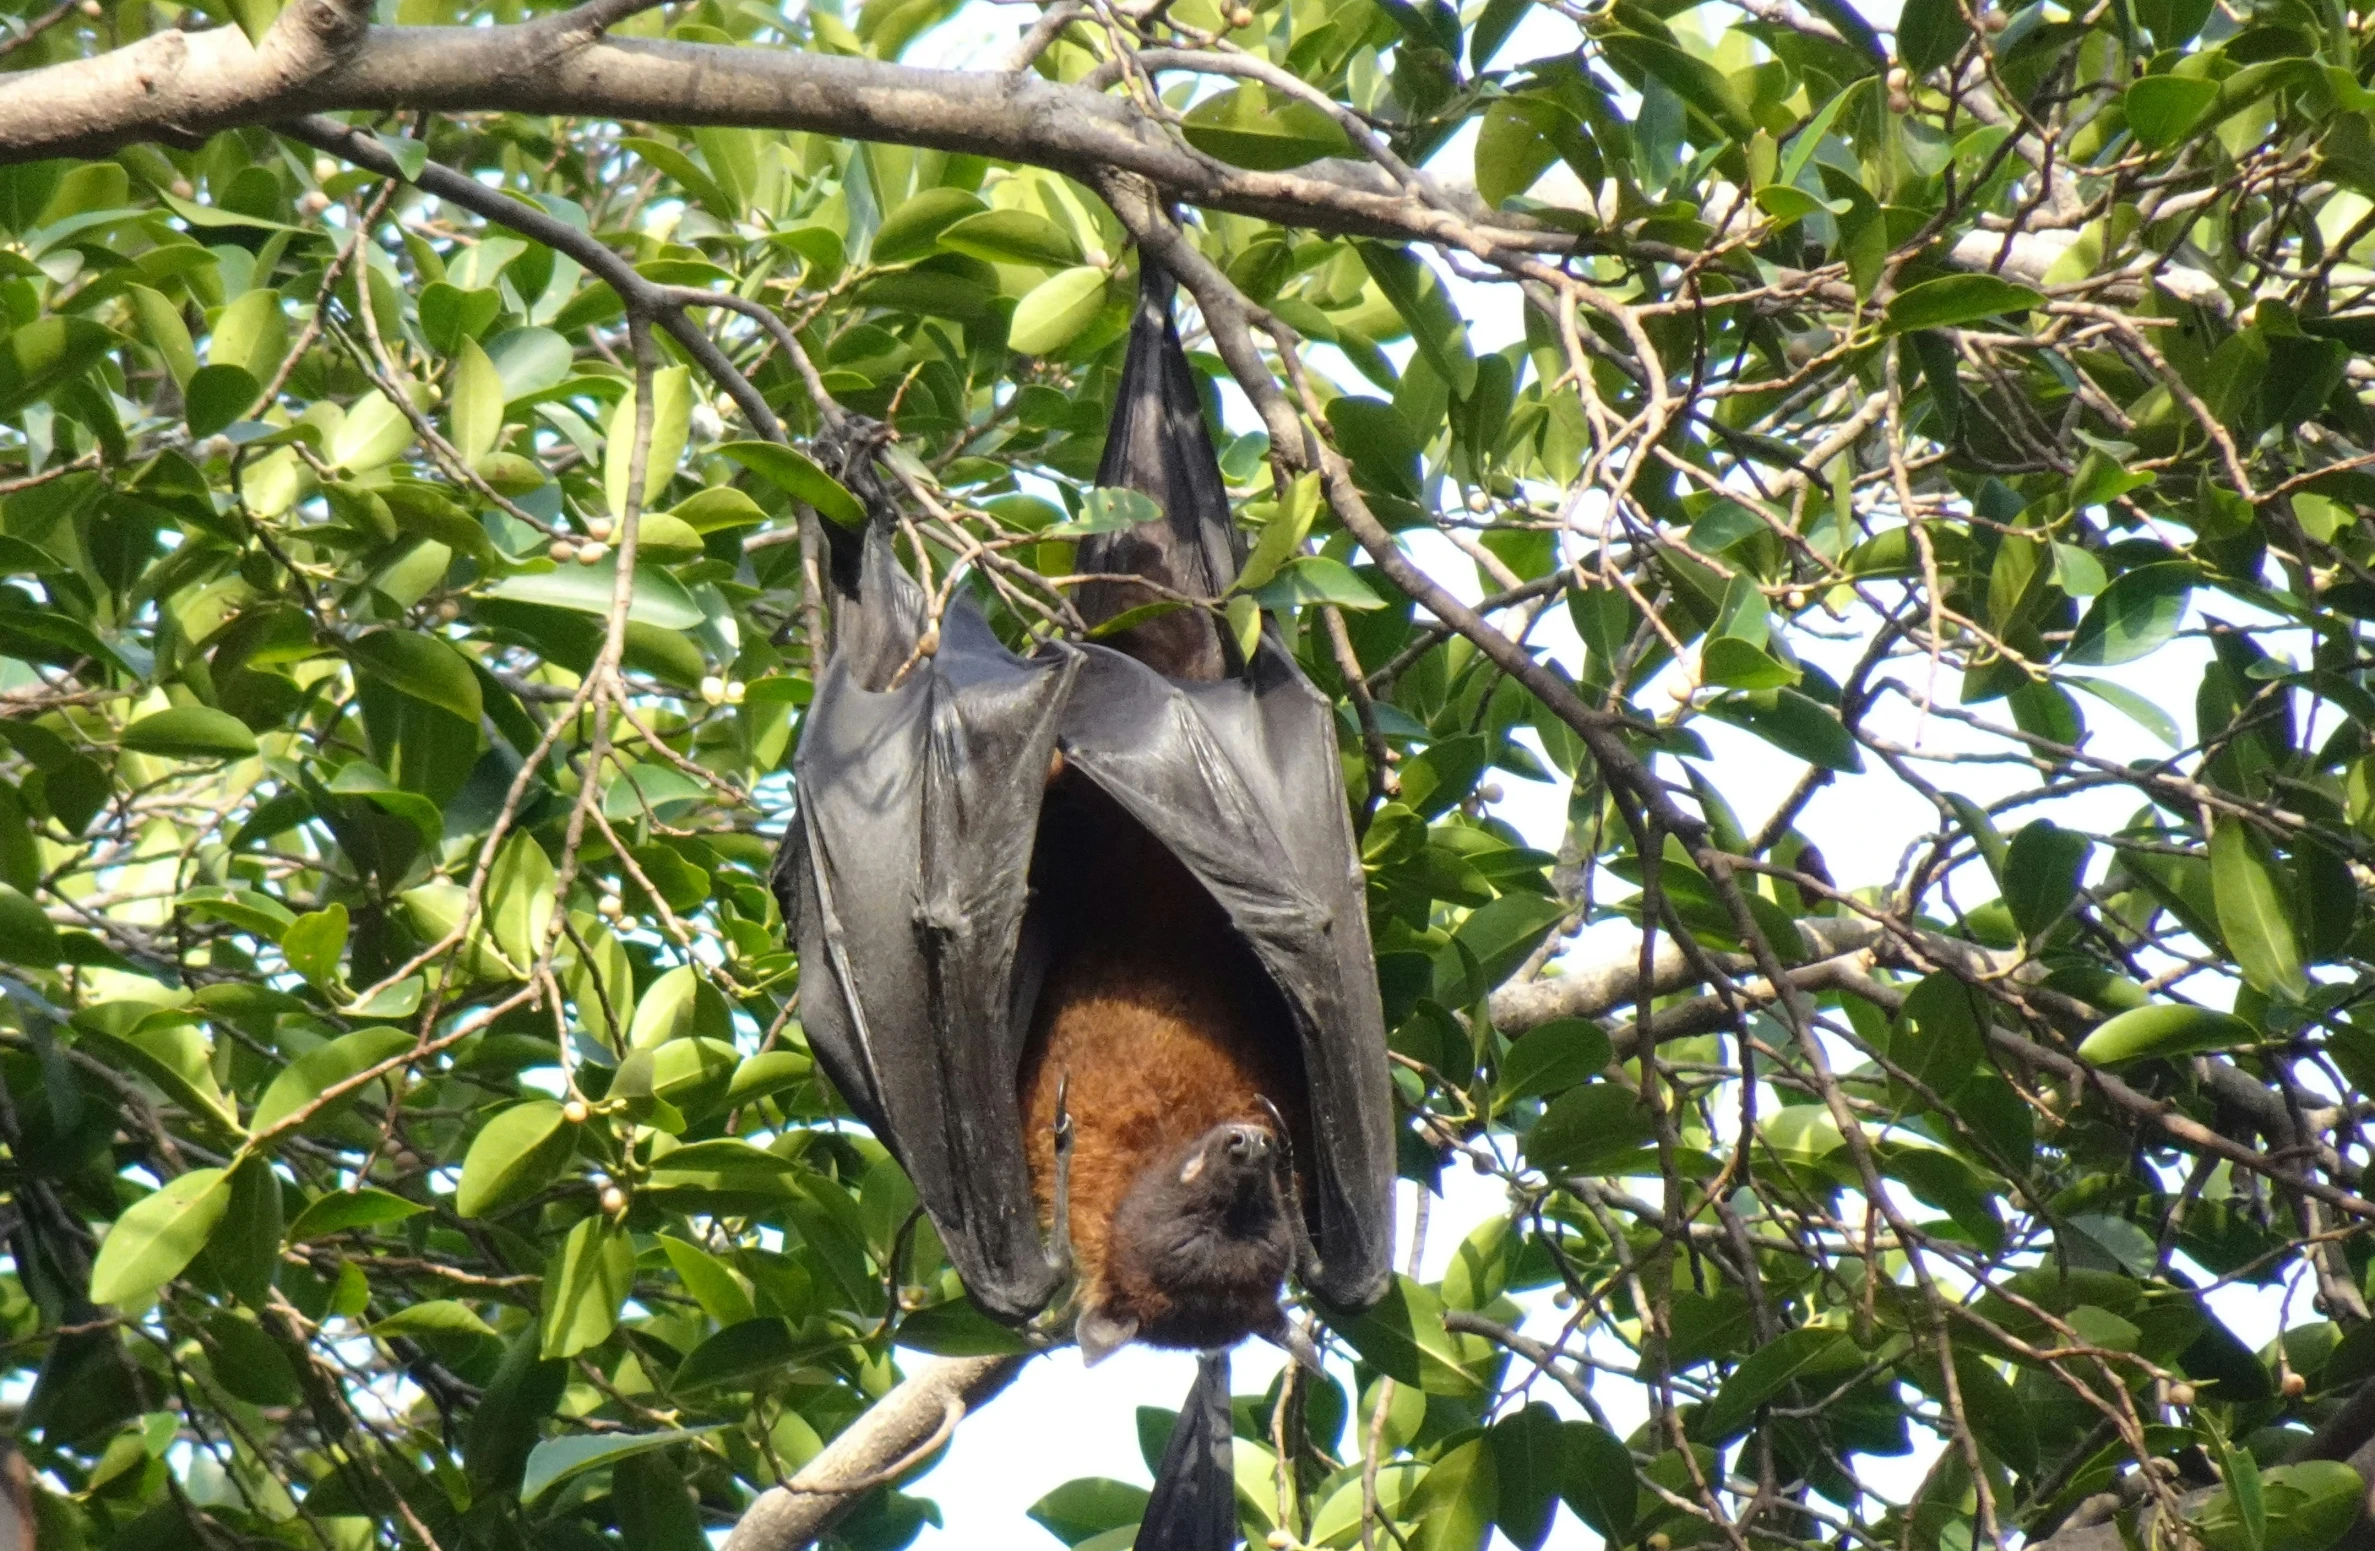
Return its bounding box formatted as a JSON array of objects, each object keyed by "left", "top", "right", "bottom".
[
  {"left": 0, "top": 20, "right": 1560, "bottom": 253},
  {"left": 721, "top": 1353, "right": 1028, "bottom": 1551}
]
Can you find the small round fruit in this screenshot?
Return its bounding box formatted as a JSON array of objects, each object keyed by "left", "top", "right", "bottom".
[
  {"left": 600, "top": 1184, "right": 628, "bottom": 1215},
  {"left": 1888, "top": 89, "right": 1913, "bottom": 113},
  {"left": 169, "top": 179, "right": 193, "bottom": 199},
  {"left": 2169, "top": 1383, "right": 2196, "bottom": 1408},
  {"left": 2283, "top": 1371, "right": 2308, "bottom": 1398},
  {"left": 576, "top": 540, "right": 606, "bottom": 565},
  {"left": 1227, "top": 4, "right": 1255, "bottom": 24},
  {"left": 596, "top": 894, "right": 625, "bottom": 919},
  {"left": 700, "top": 675, "right": 727, "bottom": 706},
  {"left": 1467, "top": 489, "right": 1491, "bottom": 513},
  {"left": 1887, "top": 65, "right": 1910, "bottom": 90},
  {"left": 1265, "top": 1533, "right": 1292, "bottom": 1551},
  {"left": 1477, "top": 782, "right": 1505, "bottom": 804},
  {"left": 916, "top": 624, "right": 942, "bottom": 658},
  {"left": 548, "top": 539, "right": 575, "bottom": 564},
  {"left": 313, "top": 158, "right": 339, "bottom": 183},
  {"left": 586, "top": 516, "right": 614, "bottom": 541},
  {"left": 725, "top": 680, "right": 747, "bottom": 705},
  {"left": 435, "top": 599, "right": 462, "bottom": 623},
  {"left": 562, "top": 1099, "right": 590, "bottom": 1125},
  {"left": 1553, "top": 1288, "right": 1576, "bottom": 1309},
  {"left": 78, "top": 0, "right": 102, "bottom": 15},
  {"left": 1982, "top": 6, "right": 2008, "bottom": 28}
]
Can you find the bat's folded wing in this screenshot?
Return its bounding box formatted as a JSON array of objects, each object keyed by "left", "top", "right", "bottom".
[
  {"left": 781, "top": 591, "right": 1079, "bottom": 1324},
  {"left": 1057, "top": 639, "right": 1396, "bottom": 1314}
]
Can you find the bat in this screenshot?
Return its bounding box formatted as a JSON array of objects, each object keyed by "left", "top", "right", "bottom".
[{"left": 773, "top": 261, "right": 1395, "bottom": 1550}]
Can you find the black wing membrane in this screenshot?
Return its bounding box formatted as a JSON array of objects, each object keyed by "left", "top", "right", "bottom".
[{"left": 775, "top": 263, "right": 1394, "bottom": 1326}]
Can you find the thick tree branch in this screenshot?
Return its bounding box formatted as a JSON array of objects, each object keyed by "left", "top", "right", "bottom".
[
  {"left": 0, "top": 20, "right": 1559, "bottom": 253},
  {"left": 720, "top": 1353, "right": 1027, "bottom": 1551}
]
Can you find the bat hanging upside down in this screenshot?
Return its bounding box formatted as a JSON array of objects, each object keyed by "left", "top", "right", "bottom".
[
  {"left": 776, "top": 257, "right": 1392, "bottom": 1551},
  {"left": 1020, "top": 761, "right": 1324, "bottom": 1374}
]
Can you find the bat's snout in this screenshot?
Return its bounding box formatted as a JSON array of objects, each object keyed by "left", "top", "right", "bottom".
[{"left": 1225, "top": 1124, "right": 1271, "bottom": 1162}]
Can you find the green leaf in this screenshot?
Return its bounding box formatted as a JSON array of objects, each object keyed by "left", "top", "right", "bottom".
[
  {"left": 208, "top": 1154, "right": 283, "bottom": 1308},
  {"left": 127, "top": 285, "right": 198, "bottom": 389},
  {"left": 618, "top": 137, "right": 738, "bottom": 224},
  {"left": 1182, "top": 85, "right": 1354, "bottom": 171},
  {"left": 2077, "top": 1003, "right": 2260, "bottom": 1065},
  {"left": 1247, "top": 554, "right": 1387, "bottom": 611},
  {"left": 121, "top": 707, "right": 258, "bottom": 761},
  {"left": 1475, "top": 97, "right": 1571, "bottom": 209},
  {"left": 451, "top": 337, "right": 505, "bottom": 466},
  {"left": 289, "top": 1188, "right": 428, "bottom": 1240},
  {"left": 1044, "top": 486, "right": 1160, "bottom": 537},
  {"left": 1488, "top": 1404, "right": 1566, "bottom": 1551},
  {"left": 1405, "top": 1436, "right": 1498, "bottom": 1551},
  {"left": 0, "top": 884, "right": 60, "bottom": 966},
  {"left": 2125, "top": 75, "right": 2220, "bottom": 152},
  {"left": 540, "top": 1215, "right": 635, "bottom": 1358},
  {"left": 208, "top": 289, "right": 287, "bottom": 378},
  {"left": 372, "top": 1299, "right": 499, "bottom": 1342},
  {"left": 481, "top": 554, "right": 707, "bottom": 630},
  {"left": 1359, "top": 243, "right": 1477, "bottom": 399},
  {"left": 872, "top": 187, "right": 987, "bottom": 265},
  {"left": 2063, "top": 674, "right": 2180, "bottom": 746},
  {"left": 1009, "top": 266, "right": 1113, "bottom": 357},
  {"left": 1700, "top": 688, "right": 1864, "bottom": 772},
  {"left": 1695, "top": 1328, "right": 1862, "bottom": 1441},
  {"left": 2064, "top": 562, "right": 2194, "bottom": 666},
  {"left": 279, "top": 902, "right": 349, "bottom": 988},
  {"left": 1598, "top": 33, "right": 1756, "bottom": 139},
  {"left": 521, "top": 1427, "right": 720, "bottom": 1505},
  {"left": 1888, "top": 973, "right": 1986, "bottom": 1103},
  {"left": 716, "top": 441, "right": 867, "bottom": 528},
  {"left": 185, "top": 363, "right": 259, "bottom": 439},
  {"left": 350, "top": 629, "right": 484, "bottom": 726},
  {"left": 1895, "top": 0, "right": 1971, "bottom": 73},
  {"left": 604, "top": 365, "right": 692, "bottom": 519},
  {"left": 253, "top": 1026, "right": 414, "bottom": 1134},
  {"left": 90, "top": 1166, "right": 233, "bottom": 1309},
  {"left": 1327, "top": 1274, "right": 1494, "bottom": 1397},
  {"left": 2004, "top": 819, "right": 2092, "bottom": 939},
  {"left": 936, "top": 209, "right": 1082, "bottom": 269},
  {"left": 1028, "top": 1478, "right": 1150, "bottom": 1546},
  {"left": 657, "top": 1235, "right": 756, "bottom": 1327},
  {"left": 0, "top": 317, "right": 116, "bottom": 418},
  {"left": 1524, "top": 1083, "right": 1655, "bottom": 1175},
  {"left": 2211, "top": 817, "right": 2308, "bottom": 1001},
  {"left": 674, "top": 1316, "right": 800, "bottom": 1391},
  {"left": 667, "top": 486, "right": 769, "bottom": 534},
  {"left": 1497, "top": 1017, "right": 1612, "bottom": 1103},
  {"left": 1883, "top": 274, "right": 2044, "bottom": 334},
  {"left": 456, "top": 1100, "right": 576, "bottom": 1218},
  {"left": 487, "top": 831, "right": 555, "bottom": 973},
  {"left": 1561, "top": 1422, "right": 1637, "bottom": 1539}
]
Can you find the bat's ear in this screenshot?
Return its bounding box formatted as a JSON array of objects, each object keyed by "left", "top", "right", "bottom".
[
  {"left": 1076, "top": 1306, "right": 1139, "bottom": 1366},
  {"left": 1263, "top": 1316, "right": 1326, "bottom": 1377}
]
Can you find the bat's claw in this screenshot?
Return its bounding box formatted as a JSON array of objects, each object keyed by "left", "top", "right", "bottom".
[{"left": 1043, "top": 1072, "right": 1077, "bottom": 1282}]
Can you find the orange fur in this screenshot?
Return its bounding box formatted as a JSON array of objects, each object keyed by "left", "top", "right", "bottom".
[{"left": 1016, "top": 773, "right": 1310, "bottom": 1330}]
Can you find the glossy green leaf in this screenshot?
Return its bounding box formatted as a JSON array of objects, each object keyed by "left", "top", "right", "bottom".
[
  {"left": 90, "top": 1166, "right": 233, "bottom": 1308},
  {"left": 455, "top": 1100, "right": 575, "bottom": 1218},
  {"left": 2077, "top": 1003, "right": 2260, "bottom": 1065},
  {"left": 121, "top": 707, "right": 258, "bottom": 761}
]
